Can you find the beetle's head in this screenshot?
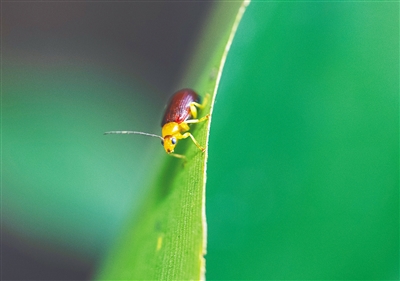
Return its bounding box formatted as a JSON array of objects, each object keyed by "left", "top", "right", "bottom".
[{"left": 161, "top": 135, "right": 178, "bottom": 153}]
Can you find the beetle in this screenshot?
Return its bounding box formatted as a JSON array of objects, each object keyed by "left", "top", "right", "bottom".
[{"left": 104, "top": 88, "right": 209, "bottom": 159}]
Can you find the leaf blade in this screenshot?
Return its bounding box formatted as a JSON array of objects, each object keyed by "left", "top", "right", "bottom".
[{"left": 95, "top": 1, "right": 250, "bottom": 279}]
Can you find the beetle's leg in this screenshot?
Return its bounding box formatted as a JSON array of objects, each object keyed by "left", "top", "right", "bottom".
[
  {"left": 189, "top": 93, "right": 210, "bottom": 118},
  {"left": 181, "top": 132, "right": 206, "bottom": 152},
  {"left": 184, "top": 114, "right": 210, "bottom": 124},
  {"left": 169, "top": 152, "right": 186, "bottom": 160},
  {"left": 189, "top": 104, "right": 198, "bottom": 118},
  {"left": 178, "top": 122, "right": 190, "bottom": 132},
  {"left": 196, "top": 93, "right": 210, "bottom": 109}
]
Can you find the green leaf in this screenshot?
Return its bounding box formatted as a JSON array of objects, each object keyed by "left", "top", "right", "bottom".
[{"left": 95, "top": 1, "right": 249, "bottom": 280}]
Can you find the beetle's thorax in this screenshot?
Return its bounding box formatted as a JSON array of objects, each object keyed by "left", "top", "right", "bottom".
[{"left": 162, "top": 122, "right": 180, "bottom": 138}]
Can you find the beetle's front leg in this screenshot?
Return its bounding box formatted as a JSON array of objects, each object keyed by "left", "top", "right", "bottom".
[{"left": 181, "top": 132, "right": 206, "bottom": 152}]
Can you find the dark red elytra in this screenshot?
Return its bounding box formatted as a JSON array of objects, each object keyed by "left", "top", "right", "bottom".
[{"left": 161, "top": 89, "right": 200, "bottom": 126}]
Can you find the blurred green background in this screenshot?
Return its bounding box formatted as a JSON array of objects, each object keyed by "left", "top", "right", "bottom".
[
  {"left": 206, "top": 2, "right": 398, "bottom": 280},
  {"left": 2, "top": 1, "right": 399, "bottom": 280},
  {"left": 2, "top": 2, "right": 212, "bottom": 280}
]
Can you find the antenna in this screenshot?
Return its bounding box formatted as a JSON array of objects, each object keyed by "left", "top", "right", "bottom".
[{"left": 104, "top": 131, "right": 163, "bottom": 140}]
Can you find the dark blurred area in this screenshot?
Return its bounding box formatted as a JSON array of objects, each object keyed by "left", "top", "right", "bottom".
[
  {"left": 2, "top": 2, "right": 212, "bottom": 280},
  {"left": 3, "top": 1, "right": 212, "bottom": 97},
  {"left": 2, "top": 230, "right": 92, "bottom": 280}
]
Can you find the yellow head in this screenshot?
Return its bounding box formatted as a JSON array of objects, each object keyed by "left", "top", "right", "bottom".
[
  {"left": 161, "top": 122, "right": 181, "bottom": 153},
  {"left": 162, "top": 135, "right": 178, "bottom": 153}
]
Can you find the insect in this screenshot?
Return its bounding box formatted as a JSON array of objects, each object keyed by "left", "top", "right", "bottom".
[{"left": 104, "top": 88, "right": 209, "bottom": 159}]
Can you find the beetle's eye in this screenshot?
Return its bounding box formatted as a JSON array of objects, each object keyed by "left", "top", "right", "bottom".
[
  {"left": 171, "top": 137, "right": 176, "bottom": 145},
  {"left": 161, "top": 139, "right": 164, "bottom": 146}
]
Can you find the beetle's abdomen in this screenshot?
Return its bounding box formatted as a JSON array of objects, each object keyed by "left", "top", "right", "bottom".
[{"left": 161, "top": 89, "right": 200, "bottom": 126}]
